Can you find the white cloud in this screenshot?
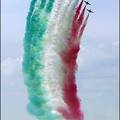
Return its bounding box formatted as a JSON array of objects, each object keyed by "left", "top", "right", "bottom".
[{"left": 1, "top": 57, "right": 22, "bottom": 78}]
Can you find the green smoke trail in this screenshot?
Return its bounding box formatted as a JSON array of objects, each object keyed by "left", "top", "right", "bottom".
[{"left": 23, "top": 0, "right": 62, "bottom": 119}]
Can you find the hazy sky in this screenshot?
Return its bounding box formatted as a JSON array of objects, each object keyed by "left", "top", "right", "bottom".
[{"left": 1, "top": 0, "right": 119, "bottom": 120}]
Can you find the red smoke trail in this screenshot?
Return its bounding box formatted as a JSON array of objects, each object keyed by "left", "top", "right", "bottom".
[
  {"left": 71, "top": 0, "right": 84, "bottom": 39},
  {"left": 59, "top": 42, "right": 83, "bottom": 120},
  {"left": 71, "top": 5, "right": 86, "bottom": 40},
  {"left": 77, "top": 6, "right": 86, "bottom": 33},
  {"left": 57, "top": 1, "right": 89, "bottom": 120},
  {"left": 78, "top": 13, "right": 89, "bottom": 41},
  {"left": 74, "top": 0, "right": 84, "bottom": 22}
]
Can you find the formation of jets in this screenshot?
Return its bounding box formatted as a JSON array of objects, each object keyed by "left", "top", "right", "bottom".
[{"left": 84, "top": 0, "right": 94, "bottom": 13}]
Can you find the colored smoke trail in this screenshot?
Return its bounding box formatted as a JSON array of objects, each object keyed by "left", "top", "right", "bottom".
[
  {"left": 23, "top": 0, "right": 90, "bottom": 120},
  {"left": 23, "top": 0, "right": 63, "bottom": 119},
  {"left": 71, "top": 2, "right": 85, "bottom": 40},
  {"left": 58, "top": 2, "right": 87, "bottom": 120},
  {"left": 74, "top": 0, "right": 84, "bottom": 21},
  {"left": 78, "top": 14, "right": 89, "bottom": 41}
]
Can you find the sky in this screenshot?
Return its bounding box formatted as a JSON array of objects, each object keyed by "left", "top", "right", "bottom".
[{"left": 1, "top": 0, "right": 119, "bottom": 120}]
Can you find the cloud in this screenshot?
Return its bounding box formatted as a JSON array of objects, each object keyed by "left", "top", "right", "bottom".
[{"left": 2, "top": 57, "right": 22, "bottom": 78}]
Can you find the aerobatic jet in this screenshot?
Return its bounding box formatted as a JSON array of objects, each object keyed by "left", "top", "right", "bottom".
[
  {"left": 84, "top": 1, "right": 91, "bottom": 5},
  {"left": 87, "top": 9, "right": 94, "bottom": 13}
]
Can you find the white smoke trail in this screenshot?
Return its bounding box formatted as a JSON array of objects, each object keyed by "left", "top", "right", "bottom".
[{"left": 41, "top": 0, "right": 80, "bottom": 112}]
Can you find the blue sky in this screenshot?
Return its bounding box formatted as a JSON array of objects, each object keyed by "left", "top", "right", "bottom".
[{"left": 1, "top": 0, "right": 119, "bottom": 120}]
